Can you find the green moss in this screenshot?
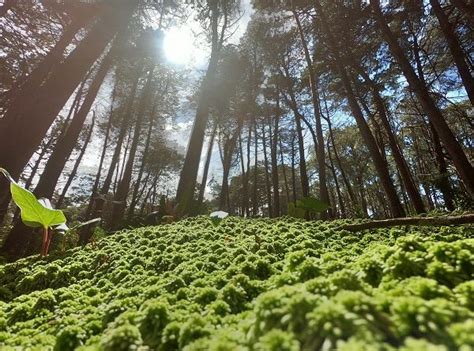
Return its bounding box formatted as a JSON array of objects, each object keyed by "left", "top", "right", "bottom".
[{"left": 0, "top": 217, "right": 472, "bottom": 350}]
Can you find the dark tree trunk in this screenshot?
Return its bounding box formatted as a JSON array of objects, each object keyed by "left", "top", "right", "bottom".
[
  {"left": 371, "top": 0, "right": 474, "bottom": 196},
  {"left": 0, "top": 0, "right": 14, "bottom": 17},
  {"left": 356, "top": 67, "right": 426, "bottom": 213},
  {"left": 127, "top": 102, "right": 157, "bottom": 219},
  {"left": 270, "top": 99, "right": 281, "bottom": 218},
  {"left": 261, "top": 124, "right": 273, "bottom": 215},
  {"left": 290, "top": 134, "right": 297, "bottom": 203},
  {"left": 176, "top": 0, "right": 225, "bottom": 215},
  {"left": 33, "top": 49, "right": 113, "bottom": 200},
  {"left": 89, "top": 65, "right": 141, "bottom": 222},
  {"left": 326, "top": 113, "right": 357, "bottom": 209},
  {"left": 279, "top": 138, "right": 291, "bottom": 205},
  {"left": 198, "top": 122, "right": 217, "bottom": 206},
  {"left": 450, "top": 0, "right": 474, "bottom": 28},
  {"left": 252, "top": 120, "right": 259, "bottom": 216},
  {"left": 430, "top": 0, "right": 474, "bottom": 105},
  {"left": 0, "top": 3, "right": 136, "bottom": 219},
  {"left": 327, "top": 142, "right": 346, "bottom": 218},
  {"left": 56, "top": 118, "right": 95, "bottom": 208},
  {"left": 315, "top": 0, "right": 405, "bottom": 217},
  {"left": 430, "top": 123, "right": 456, "bottom": 211},
  {"left": 293, "top": 8, "right": 330, "bottom": 217},
  {"left": 110, "top": 66, "right": 155, "bottom": 227}
]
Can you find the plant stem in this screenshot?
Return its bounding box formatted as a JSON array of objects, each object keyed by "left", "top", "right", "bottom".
[{"left": 41, "top": 227, "right": 48, "bottom": 257}]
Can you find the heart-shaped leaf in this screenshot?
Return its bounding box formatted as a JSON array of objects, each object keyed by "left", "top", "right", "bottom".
[
  {"left": 1, "top": 168, "right": 66, "bottom": 229},
  {"left": 10, "top": 182, "right": 67, "bottom": 229}
]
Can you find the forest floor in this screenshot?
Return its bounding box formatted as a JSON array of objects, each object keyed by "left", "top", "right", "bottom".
[{"left": 0, "top": 216, "right": 473, "bottom": 350}]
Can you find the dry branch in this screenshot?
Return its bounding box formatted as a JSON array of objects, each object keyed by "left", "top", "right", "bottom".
[{"left": 342, "top": 214, "right": 474, "bottom": 232}]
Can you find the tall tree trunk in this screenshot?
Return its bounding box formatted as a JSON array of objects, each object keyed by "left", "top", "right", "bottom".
[
  {"left": 315, "top": 3, "right": 404, "bottom": 217},
  {"left": 1, "top": 11, "right": 93, "bottom": 112},
  {"left": 33, "top": 48, "right": 113, "bottom": 200},
  {"left": 83, "top": 79, "right": 118, "bottom": 220},
  {"left": 430, "top": 122, "right": 456, "bottom": 211},
  {"left": 110, "top": 66, "right": 155, "bottom": 227},
  {"left": 356, "top": 67, "right": 426, "bottom": 213},
  {"left": 89, "top": 65, "right": 141, "bottom": 222},
  {"left": 290, "top": 134, "right": 297, "bottom": 203},
  {"left": 371, "top": 0, "right": 474, "bottom": 196},
  {"left": 56, "top": 117, "right": 95, "bottom": 208},
  {"left": 326, "top": 114, "right": 357, "bottom": 209},
  {"left": 327, "top": 142, "right": 346, "bottom": 218},
  {"left": 252, "top": 120, "right": 259, "bottom": 216},
  {"left": 430, "top": 0, "right": 474, "bottom": 104},
  {"left": 279, "top": 138, "right": 291, "bottom": 205},
  {"left": 315, "top": 0, "right": 405, "bottom": 217},
  {"left": 293, "top": 8, "right": 330, "bottom": 217},
  {"left": 197, "top": 122, "right": 217, "bottom": 206},
  {"left": 450, "top": 0, "right": 474, "bottom": 28},
  {"left": 261, "top": 124, "right": 273, "bottom": 215},
  {"left": 0, "top": 0, "right": 14, "bottom": 17},
  {"left": 0, "top": 3, "right": 136, "bottom": 221},
  {"left": 176, "top": 0, "right": 225, "bottom": 215},
  {"left": 127, "top": 102, "right": 157, "bottom": 219},
  {"left": 270, "top": 98, "right": 281, "bottom": 217},
  {"left": 245, "top": 124, "right": 252, "bottom": 216}
]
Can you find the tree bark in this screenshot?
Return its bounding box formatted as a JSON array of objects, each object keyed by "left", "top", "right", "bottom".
[
  {"left": 90, "top": 65, "right": 141, "bottom": 221},
  {"left": 176, "top": 0, "right": 226, "bottom": 215},
  {"left": 33, "top": 49, "right": 113, "bottom": 200},
  {"left": 127, "top": 102, "right": 157, "bottom": 219},
  {"left": 261, "top": 123, "right": 273, "bottom": 215},
  {"left": 110, "top": 66, "right": 155, "bottom": 227},
  {"left": 315, "top": 0, "right": 405, "bottom": 217},
  {"left": 198, "top": 122, "right": 217, "bottom": 206},
  {"left": 430, "top": 0, "right": 474, "bottom": 105},
  {"left": 0, "top": 3, "right": 136, "bottom": 226},
  {"left": 56, "top": 117, "right": 95, "bottom": 208},
  {"left": 356, "top": 67, "right": 426, "bottom": 213},
  {"left": 293, "top": 8, "right": 330, "bottom": 217},
  {"left": 270, "top": 96, "right": 281, "bottom": 218},
  {"left": 370, "top": 0, "right": 474, "bottom": 196}
]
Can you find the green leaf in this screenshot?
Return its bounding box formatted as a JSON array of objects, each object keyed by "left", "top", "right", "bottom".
[
  {"left": 10, "top": 182, "right": 66, "bottom": 229},
  {"left": 296, "top": 197, "right": 330, "bottom": 213},
  {"left": 288, "top": 202, "right": 306, "bottom": 219}
]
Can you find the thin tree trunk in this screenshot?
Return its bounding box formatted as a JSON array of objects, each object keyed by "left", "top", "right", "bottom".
[
  {"left": 450, "top": 0, "right": 474, "bottom": 28},
  {"left": 327, "top": 142, "right": 346, "bottom": 218},
  {"left": 279, "top": 139, "right": 291, "bottom": 205},
  {"left": 290, "top": 134, "right": 297, "bottom": 203},
  {"left": 0, "top": 3, "right": 136, "bottom": 221},
  {"left": 430, "top": 0, "right": 474, "bottom": 104},
  {"left": 127, "top": 102, "right": 157, "bottom": 219},
  {"left": 252, "top": 120, "right": 259, "bottom": 216},
  {"left": 33, "top": 48, "right": 113, "bottom": 200},
  {"left": 315, "top": 0, "right": 405, "bottom": 218},
  {"left": 356, "top": 67, "right": 425, "bottom": 213},
  {"left": 261, "top": 123, "right": 273, "bottom": 215},
  {"left": 293, "top": 8, "right": 330, "bottom": 217},
  {"left": 110, "top": 66, "right": 155, "bottom": 227},
  {"left": 198, "top": 122, "right": 217, "bottom": 206},
  {"left": 270, "top": 97, "right": 281, "bottom": 218},
  {"left": 89, "top": 65, "right": 141, "bottom": 222},
  {"left": 56, "top": 117, "right": 95, "bottom": 208},
  {"left": 430, "top": 122, "right": 456, "bottom": 211},
  {"left": 371, "top": 0, "right": 474, "bottom": 196}
]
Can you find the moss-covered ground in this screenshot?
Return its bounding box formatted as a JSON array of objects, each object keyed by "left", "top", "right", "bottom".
[{"left": 0, "top": 217, "right": 473, "bottom": 350}]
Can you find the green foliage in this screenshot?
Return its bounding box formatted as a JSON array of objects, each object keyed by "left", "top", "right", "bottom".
[
  {"left": 0, "top": 217, "right": 473, "bottom": 350},
  {"left": 288, "top": 197, "right": 330, "bottom": 219},
  {"left": 0, "top": 168, "right": 66, "bottom": 229}
]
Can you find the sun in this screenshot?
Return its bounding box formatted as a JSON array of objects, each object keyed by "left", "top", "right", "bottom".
[{"left": 163, "top": 26, "right": 207, "bottom": 66}]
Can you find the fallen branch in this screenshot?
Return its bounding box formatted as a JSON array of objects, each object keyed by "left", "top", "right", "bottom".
[{"left": 342, "top": 214, "right": 474, "bottom": 232}]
